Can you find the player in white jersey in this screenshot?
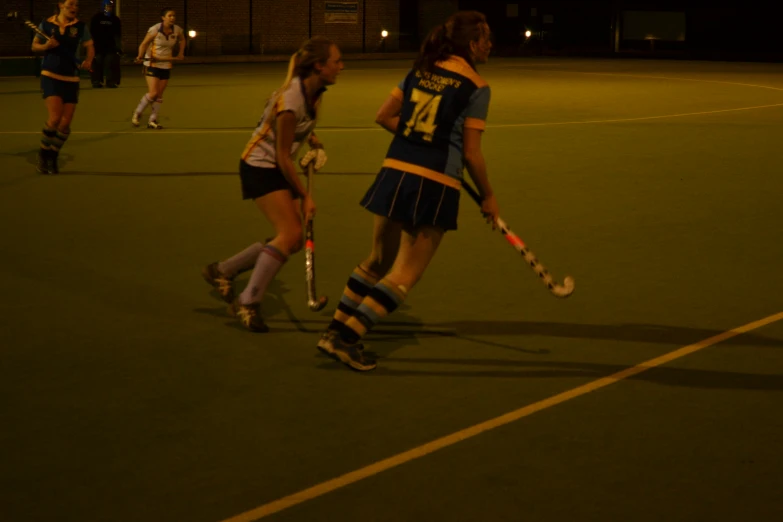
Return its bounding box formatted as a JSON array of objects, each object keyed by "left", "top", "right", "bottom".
[
  {"left": 201, "top": 36, "right": 344, "bottom": 332},
  {"left": 131, "top": 7, "right": 184, "bottom": 129}
]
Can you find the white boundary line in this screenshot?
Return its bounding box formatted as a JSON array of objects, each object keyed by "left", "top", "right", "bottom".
[
  {"left": 499, "top": 67, "right": 783, "bottom": 93},
  {"left": 2, "top": 67, "right": 783, "bottom": 135},
  {"left": 1, "top": 100, "right": 783, "bottom": 136},
  {"left": 217, "top": 311, "right": 783, "bottom": 522}
]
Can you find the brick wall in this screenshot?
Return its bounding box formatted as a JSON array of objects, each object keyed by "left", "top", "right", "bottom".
[
  {"left": 0, "top": 0, "right": 400, "bottom": 57},
  {"left": 1, "top": 0, "right": 102, "bottom": 56}
]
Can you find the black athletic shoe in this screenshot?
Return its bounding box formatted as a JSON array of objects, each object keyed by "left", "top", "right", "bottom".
[
  {"left": 92, "top": 83, "right": 103, "bottom": 88},
  {"left": 316, "top": 330, "right": 340, "bottom": 357},
  {"left": 49, "top": 150, "right": 59, "bottom": 174},
  {"left": 331, "top": 337, "right": 376, "bottom": 372},
  {"left": 230, "top": 299, "right": 269, "bottom": 333},
  {"left": 37, "top": 149, "right": 50, "bottom": 174},
  {"left": 201, "top": 262, "right": 235, "bottom": 303}
]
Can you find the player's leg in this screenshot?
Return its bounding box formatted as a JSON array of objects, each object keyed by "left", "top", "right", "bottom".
[
  {"left": 328, "top": 173, "right": 458, "bottom": 370},
  {"left": 91, "top": 51, "right": 105, "bottom": 87},
  {"left": 106, "top": 51, "right": 120, "bottom": 87},
  {"left": 39, "top": 90, "right": 63, "bottom": 174},
  {"left": 322, "top": 215, "right": 400, "bottom": 346},
  {"left": 148, "top": 76, "right": 169, "bottom": 128},
  {"left": 132, "top": 73, "right": 158, "bottom": 126},
  {"left": 348, "top": 224, "right": 443, "bottom": 341},
  {"left": 331, "top": 225, "right": 445, "bottom": 371},
  {"left": 49, "top": 101, "right": 77, "bottom": 174},
  {"left": 202, "top": 241, "right": 265, "bottom": 303},
  {"left": 231, "top": 189, "right": 302, "bottom": 332}
]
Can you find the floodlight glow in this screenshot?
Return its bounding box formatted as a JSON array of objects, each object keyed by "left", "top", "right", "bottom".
[
  {"left": 188, "top": 29, "right": 197, "bottom": 38},
  {"left": 525, "top": 30, "right": 532, "bottom": 38},
  {"left": 381, "top": 30, "right": 389, "bottom": 38}
]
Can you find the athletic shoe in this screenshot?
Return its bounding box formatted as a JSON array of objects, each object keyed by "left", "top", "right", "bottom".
[
  {"left": 147, "top": 120, "right": 163, "bottom": 129},
  {"left": 49, "top": 150, "right": 59, "bottom": 174},
  {"left": 36, "top": 149, "right": 51, "bottom": 174},
  {"left": 105, "top": 84, "right": 118, "bottom": 88},
  {"left": 131, "top": 111, "right": 140, "bottom": 127},
  {"left": 316, "top": 330, "right": 340, "bottom": 357},
  {"left": 92, "top": 83, "right": 103, "bottom": 88},
  {"left": 201, "top": 262, "right": 235, "bottom": 303},
  {"left": 331, "top": 337, "right": 376, "bottom": 372},
  {"left": 230, "top": 299, "right": 269, "bottom": 333}
]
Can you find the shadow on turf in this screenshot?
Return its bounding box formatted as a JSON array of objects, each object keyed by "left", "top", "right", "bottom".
[
  {"left": 196, "top": 280, "right": 783, "bottom": 387},
  {"left": 364, "top": 357, "right": 783, "bottom": 389},
  {"left": 4, "top": 147, "right": 372, "bottom": 178},
  {"left": 268, "top": 317, "right": 783, "bottom": 349},
  {"left": 194, "top": 280, "right": 550, "bottom": 354}
]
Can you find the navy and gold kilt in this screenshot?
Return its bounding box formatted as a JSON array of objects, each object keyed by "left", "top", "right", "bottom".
[
  {"left": 40, "top": 75, "right": 79, "bottom": 104},
  {"left": 360, "top": 167, "right": 461, "bottom": 231},
  {"left": 239, "top": 159, "right": 300, "bottom": 200}
]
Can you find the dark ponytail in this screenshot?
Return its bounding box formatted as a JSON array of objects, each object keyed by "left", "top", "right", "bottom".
[
  {"left": 413, "top": 11, "right": 487, "bottom": 73},
  {"left": 414, "top": 24, "right": 448, "bottom": 73}
]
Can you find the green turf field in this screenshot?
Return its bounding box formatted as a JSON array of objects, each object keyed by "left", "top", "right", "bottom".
[{"left": 1, "top": 57, "right": 783, "bottom": 522}]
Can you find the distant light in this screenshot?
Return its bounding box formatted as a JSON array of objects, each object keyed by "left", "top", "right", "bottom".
[
  {"left": 525, "top": 30, "right": 532, "bottom": 38},
  {"left": 188, "top": 29, "right": 197, "bottom": 38},
  {"left": 381, "top": 30, "right": 389, "bottom": 38}
]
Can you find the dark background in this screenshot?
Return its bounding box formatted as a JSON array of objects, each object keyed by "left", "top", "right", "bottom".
[
  {"left": 2, "top": 0, "right": 783, "bottom": 61},
  {"left": 401, "top": 0, "right": 783, "bottom": 61}
]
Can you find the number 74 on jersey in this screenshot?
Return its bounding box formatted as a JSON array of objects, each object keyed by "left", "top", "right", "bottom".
[{"left": 403, "top": 88, "right": 443, "bottom": 142}]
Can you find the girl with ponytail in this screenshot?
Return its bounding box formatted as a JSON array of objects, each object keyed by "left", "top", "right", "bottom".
[
  {"left": 317, "top": 11, "right": 499, "bottom": 372},
  {"left": 203, "top": 36, "right": 344, "bottom": 333}
]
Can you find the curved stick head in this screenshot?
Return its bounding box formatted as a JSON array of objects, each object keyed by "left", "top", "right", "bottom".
[
  {"left": 552, "top": 276, "right": 575, "bottom": 298},
  {"left": 308, "top": 296, "right": 328, "bottom": 311}
]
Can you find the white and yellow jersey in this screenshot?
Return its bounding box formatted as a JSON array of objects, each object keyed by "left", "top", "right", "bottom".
[
  {"left": 143, "top": 23, "right": 182, "bottom": 69},
  {"left": 241, "top": 77, "right": 324, "bottom": 169}
]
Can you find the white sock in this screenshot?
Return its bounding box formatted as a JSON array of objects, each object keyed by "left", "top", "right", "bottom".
[
  {"left": 149, "top": 98, "right": 163, "bottom": 122},
  {"left": 238, "top": 245, "right": 287, "bottom": 305},
  {"left": 218, "top": 242, "right": 264, "bottom": 277},
  {"left": 135, "top": 94, "right": 153, "bottom": 115}
]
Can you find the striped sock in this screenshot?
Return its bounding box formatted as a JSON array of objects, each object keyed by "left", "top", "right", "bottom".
[
  {"left": 40, "top": 126, "right": 56, "bottom": 151},
  {"left": 328, "top": 265, "right": 380, "bottom": 333},
  {"left": 341, "top": 277, "right": 407, "bottom": 344},
  {"left": 51, "top": 130, "right": 70, "bottom": 152}
]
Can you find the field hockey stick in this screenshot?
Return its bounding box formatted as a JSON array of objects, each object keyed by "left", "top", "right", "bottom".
[
  {"left": 463, "top": 181, "right": 575, "bottom": 298},
  {"left": 8, "top": 12, "right": 83, "bottom": 70},
  {"left": 304, "top": 162, "right": 329, "bottom": 311}
]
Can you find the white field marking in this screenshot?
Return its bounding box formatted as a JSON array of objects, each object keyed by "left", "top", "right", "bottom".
[
  {"left": 2, "top": 69, "right": 782, "bottom": 135},
  {"left": 489, "top": 102, "right": 783, "bottom": 128},
  {"left": 498, "top": 66, "right": 783, "bottom": 93},
  {"left": 2, "top": 100, "right": 783, "bottom": 136},
  {"left": 216, "top": 311, "right": 783, "bottom": 522}
]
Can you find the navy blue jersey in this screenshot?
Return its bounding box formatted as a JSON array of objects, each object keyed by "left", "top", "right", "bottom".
[
  {"left": 382, "top": 56, "right": 491, "bottom": 188},
  {"left": 37, "top": 16, "right": 92, "bottom": 82}
]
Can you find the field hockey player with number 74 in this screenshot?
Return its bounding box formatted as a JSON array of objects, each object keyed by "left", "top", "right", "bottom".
[{"left": 317, "top": 10, "right": 503, "bottom": 372}]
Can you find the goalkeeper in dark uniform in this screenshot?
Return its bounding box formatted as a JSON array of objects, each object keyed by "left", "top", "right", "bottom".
[{"left": 89, "top": 0, "right": 121, "bottom": 88}]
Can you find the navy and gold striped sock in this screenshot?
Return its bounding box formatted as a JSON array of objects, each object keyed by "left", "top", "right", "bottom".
[
  {"left": 51, "top": 129, "right": 70, "bottom": 153},
  {"left": 40, "top": 126, "right": 56, "bottom": 151},
  {"left": 341, "top": 277, "right": 407, "bottom": 344},
  {"left": 328, "top": 265, "right": 379, "bottom": 333}
]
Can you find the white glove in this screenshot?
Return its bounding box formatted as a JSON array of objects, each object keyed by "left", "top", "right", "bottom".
[{"left": 299, "top": 148, "right": 327, "bottom": 171}]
